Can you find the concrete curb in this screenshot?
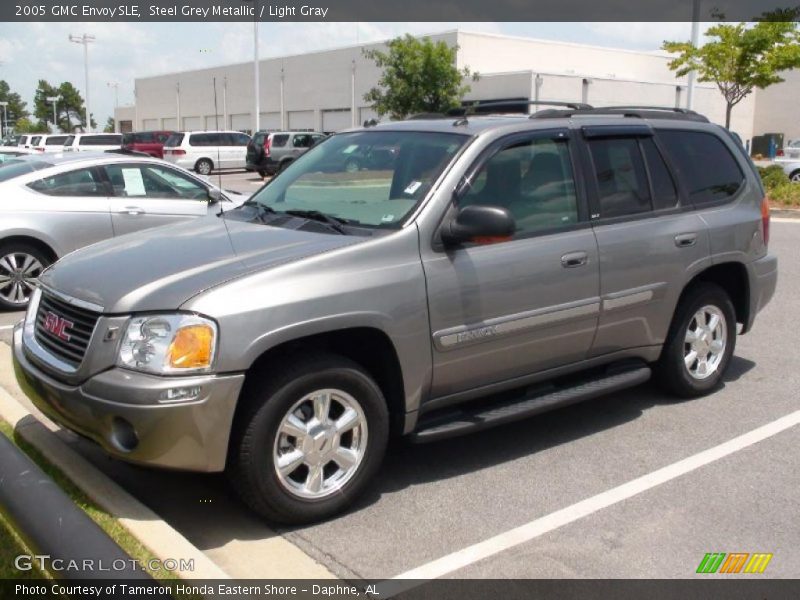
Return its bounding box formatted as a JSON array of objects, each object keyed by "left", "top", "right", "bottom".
[
  {"left": 0, "top": 344, "right": 229, "bottom": 580},
  {"left": 0, "top": 341, "right": 338, "bottom": 580}
]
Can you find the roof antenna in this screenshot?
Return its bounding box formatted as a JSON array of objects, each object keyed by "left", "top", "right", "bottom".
[{"left": 213, "top": 76, "right": 225, "bottom": 216}]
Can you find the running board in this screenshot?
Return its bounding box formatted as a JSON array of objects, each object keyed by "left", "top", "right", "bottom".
[{"left": 410, "top": 362, "right": 651, "bottom": 443}]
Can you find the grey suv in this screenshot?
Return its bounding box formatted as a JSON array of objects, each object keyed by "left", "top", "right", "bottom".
[
  {"left": 13, "top": 105, "right": 777, "bottom": 524},
  {"left": 246, "top": 131, "right": 327, "bottom": 177}
]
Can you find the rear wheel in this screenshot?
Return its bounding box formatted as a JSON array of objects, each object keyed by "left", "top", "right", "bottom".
[
  {"left": 228, "top": 354, "right": 389, "bottom": 524},
  {"left": 655, "top": 283, "right": 736, "bottom": 398},
  {"left": 0, "top": 243, "right": 50, "bottom": 310},
  {"left": 790, "top": 170, "right": 800, "bottom": 183},
  {"left": 195, "top": 158, "right": 213, "bottom": 175}
]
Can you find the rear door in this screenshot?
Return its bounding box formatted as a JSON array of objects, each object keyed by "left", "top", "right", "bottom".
[
  {"left": 103, "top": 162, "right": 210, "bottom": 236},
  {"left": 580, "top": 125, "right": 711, "bottom": 356},
  {"left": 422, "top": 129, "right": 601, "bottom": 398}
]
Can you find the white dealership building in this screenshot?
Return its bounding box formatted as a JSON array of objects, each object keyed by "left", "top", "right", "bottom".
[{"left": 115, "top": 29, "right": 794, "bottom": 148}]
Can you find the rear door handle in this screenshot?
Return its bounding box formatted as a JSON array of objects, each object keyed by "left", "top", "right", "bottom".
[
  {"left": 121, "top": 206, "right": 144, "bottom": 216},
  {"left": 561, "top": 251, "right": 588, "bottom": 268},
  {"left": 674, "top": 233, "right": 697, "bottom": 248}
]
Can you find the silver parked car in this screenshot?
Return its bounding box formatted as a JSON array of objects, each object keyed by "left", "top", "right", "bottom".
[
  {"left": 13, "top": 106, "right": 777, "bottom": 524},
  {"left": 0, "top": 152, "right": 246, "bottom": 309}
]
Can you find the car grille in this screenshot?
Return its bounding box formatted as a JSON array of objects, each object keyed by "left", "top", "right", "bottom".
[{"left": 34, "top": 292, "right": 101, "bottom": 368}]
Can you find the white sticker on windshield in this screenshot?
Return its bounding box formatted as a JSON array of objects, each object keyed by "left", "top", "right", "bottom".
[
  {"left": 381, "top": 214, "right": 395, "bottom": 222},
  {"left": 404, "top": 181, "right": 422, "bottom": 195},
  {"left": 342, "top": 144, "right": 359, "bottom": 155},
  {"left": 121, "top": 168, "right": 146, "bottom": 196}
]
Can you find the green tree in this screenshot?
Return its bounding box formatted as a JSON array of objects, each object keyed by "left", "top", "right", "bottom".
[
  {"left": 362, "top": 35, "right": 478, "bottom": 120},
  {"left": 663, "top": 20, "right": 800, "bottom": 128},
  {"left": 33, "top": 80, "right": 96, "bottom": 132},
  {"left": 13, "top": 117, "right": 48, "bottom": 134},
  {"left": 103, "top": 116, "right": 115, "bottom": 133},
  {"left": 0, "top": 80, "right": 29, "bottom": 133}
]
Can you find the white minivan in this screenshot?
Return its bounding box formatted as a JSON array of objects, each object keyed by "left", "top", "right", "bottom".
[
  {"left": 63, "top": 133, "right": 123, "bottom": 152},
  {"left": 30, "top": 134, "right": 71, "bottom": 153},
  {"left": 162, "top": 131, "right": 251, "bottom": 175}
]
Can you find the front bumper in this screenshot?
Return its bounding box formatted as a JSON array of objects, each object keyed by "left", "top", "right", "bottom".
[{"left": 12, "top": 324, "right": 244, "bottom": 472}]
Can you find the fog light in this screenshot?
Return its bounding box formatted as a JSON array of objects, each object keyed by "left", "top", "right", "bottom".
[
  {"left": 111, "top": 417, "right": 138, "bottom": 452},
  {"left": 160, "top": 386, "right": 202, "bottom": 403}
]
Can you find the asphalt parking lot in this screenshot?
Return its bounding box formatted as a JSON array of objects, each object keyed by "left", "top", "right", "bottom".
[{"left": 1, "top": 219, "right": 798, "bottom": 581}]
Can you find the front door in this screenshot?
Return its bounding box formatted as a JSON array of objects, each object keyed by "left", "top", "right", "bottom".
[
  {"left": 422, "top": 130, "right": 601, "bottom": 399},
  {"left": 103, "top": 162, "right": 210, "bottom": 236}
]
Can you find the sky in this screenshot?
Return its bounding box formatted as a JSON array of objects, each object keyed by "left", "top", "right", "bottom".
[{"left": 0, "top": 21, "right": 699, "bottom": 128}]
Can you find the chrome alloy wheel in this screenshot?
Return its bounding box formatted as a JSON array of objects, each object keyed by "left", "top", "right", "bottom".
[
  {"left": 273, "top": 389, "right": 368, "bottom": 500},
  {"left": 0, "top": 251, "right": 43, "bottom": 306},
  {"left": 684, "top": 305, "right": 727, "bottom": 380}
]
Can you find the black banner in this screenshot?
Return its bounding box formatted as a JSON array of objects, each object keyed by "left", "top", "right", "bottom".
[
  {"left": 3, "top": 0, "right": 800, "bottom": 22},
  {"left": 2, "top": 579, "right": 800, "bottom": 600}
]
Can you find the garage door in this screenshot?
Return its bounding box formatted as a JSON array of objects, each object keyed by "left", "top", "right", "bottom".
[
  {"left": 230, "top": 113, "right": 251, "bottom": 133},
  {"left": 288, "top": 110, "right": 315, "bottom": 131},
  {"left": 182, "top": 116, "right": 202, "bottom": 131},
  {"left": 259, "top": 112, "right": 281, "bottom": 131},
  {"left": 359, "top": 107, "right": 380, "bottom": 126},
  {"left": 322, "top": 109, "right": 352, "bottom": 133},
  {"left": 162, "top": 118, "right": 177, "bottom": 130},
  {"left": 142, "top": 119, "right": 159, "bottom": 130},
  {"left": 205, "top": 115, "right": 225, "bottom": 130}
]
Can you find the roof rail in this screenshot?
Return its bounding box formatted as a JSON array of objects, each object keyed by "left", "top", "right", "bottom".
[
  {"left": 461, "top": 100, "right": 593, "bottom": 114},
  {"left": 529, "top": 106, "right": 709, "bottom": 123}
]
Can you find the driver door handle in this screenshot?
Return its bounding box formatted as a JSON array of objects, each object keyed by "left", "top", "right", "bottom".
[
  {"left": 121, "top": 206, "right": 144, "bottom": 216},
  {"left": 674, "top": 233, "right": 698, "bottom": 247},
  {"left": 561, "top": 251, "right": 588, "bottom": 268}
]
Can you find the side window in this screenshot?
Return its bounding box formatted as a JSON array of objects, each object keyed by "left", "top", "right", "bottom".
[
  {"left": 234, "top": 133, "right": 250, "bottom": 146},
  {"left": 588, "top": 137, "right": 651, "bottom": 219},
  {"left": 189, "top": 134, "right": 209, "bottom": 147},
  {"left": 459, "top": 136, "right": 578, "bottom": 237},
  {"left": 104, "top": 163, "right": 209, "bottom": 200},
  {"left": 657, "top": 130, "right": 745, "bottom": 205},
  {"left": 28, "top": 168, "right": 106, "bottom": 196},
  {"left": 271, "top": 134, "right": 289, "bottom": 147},
  {"left": 293, "top": 134, "right": 311, "bottom": 148},
  {"left": 641, "top": 138, "right": 679, "bottom": 210}
]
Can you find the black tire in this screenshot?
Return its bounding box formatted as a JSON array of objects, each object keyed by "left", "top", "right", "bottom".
[
  {"left": 195, "top": 158, "right": 213, "bottom": 175},
  {"left": 227, "top": 354, "right": 389, "bottom": 524},
  {"left": 790, "top": 170, "right": 800, "bottom": 183},
  {"left": 277, "top": 159, "right": 292, "bottom": 173},
  {"left": 257, "top": 169, "right": 267, "bottom": 178},
  {"left": 0, "top": 242, "right": 51, "bottom": 310},
  {"left": 654, "top": 283, "right": 737, "bottom": 398}
]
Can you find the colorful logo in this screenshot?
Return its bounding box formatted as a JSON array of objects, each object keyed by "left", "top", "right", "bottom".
[{"left": 697, "top": 552, "right": 773, "bottom": 574}]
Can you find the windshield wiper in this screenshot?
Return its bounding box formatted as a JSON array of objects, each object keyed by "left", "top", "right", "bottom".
[
  {"left": 240, "top": 200, "right": 278, "bottom": 222},
  {"left": 284, "top": 209, "right": 348, "bottom": 234}
]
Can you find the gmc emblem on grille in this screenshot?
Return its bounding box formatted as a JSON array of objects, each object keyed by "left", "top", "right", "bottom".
[{"left": 43, "top": 311, "right": 74, "bottom": 342}]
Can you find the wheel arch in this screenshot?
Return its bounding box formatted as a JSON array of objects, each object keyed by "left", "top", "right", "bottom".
[
  {"left": 679, "top": 261, "right": 749, "bottom": 331},
  {"left": 235, "top": 326, "right": 407, "bottom": 439},
  {"left": 0, "top": 234, "right": 59, "bottom": 263}
]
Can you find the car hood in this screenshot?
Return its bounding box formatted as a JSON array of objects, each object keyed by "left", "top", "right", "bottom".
[{"left": 39, "top": 216, "right": 362, "bottom": 313}]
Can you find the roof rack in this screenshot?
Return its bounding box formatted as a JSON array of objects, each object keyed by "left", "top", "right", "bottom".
[
  {"left": 529, "top": 106, "right": 709, "bottom": 123},
  {"left": 452, "top": 100, "right": 593, "bottom": 116}
]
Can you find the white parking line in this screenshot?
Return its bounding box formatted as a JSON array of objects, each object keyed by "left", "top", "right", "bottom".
[
  {"left": 0, "top": 325, "right": 15, "bottom": 331},
  {"left": 391, "top": 410, "right": 800, "bottom": 582},
  {"left": 772, "top": 217, "right": 800, "bottom": 223}
]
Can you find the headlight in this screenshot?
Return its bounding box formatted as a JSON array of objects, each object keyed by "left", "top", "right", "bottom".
[{"left": 117, "top": 314, "right": 217, "bottom": 375}]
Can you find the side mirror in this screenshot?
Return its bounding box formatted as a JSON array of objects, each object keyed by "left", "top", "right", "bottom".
[
  {"left": 208, "top": 187, "right": 223, "bottom": 203},
  {"left": 441, "top": 205, "right": 516, "bottom": 246}
]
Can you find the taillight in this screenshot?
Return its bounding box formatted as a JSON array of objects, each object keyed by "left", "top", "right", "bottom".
[
  {"left": 263, "top": 136, "right": 271, "bottom": 157},
  {"left": 167, "top": 148, "right": 186, "bottom": 155},
  {"left": 777, "top": 148, "right": 784, "bottom": 157},
  {"left": 761, "top": 196, "right": 770, "bottom": 246}
]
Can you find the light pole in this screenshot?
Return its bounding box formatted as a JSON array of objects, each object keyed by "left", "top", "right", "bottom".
[
  {"left": 107, "top": 81, "right": 119, "bottom": 108},
  {"left": 243, "top": 0, "right": 260, "bottom": 133},
  {"left": 69, "top": 33, "right": 96, "bottom": 131},
  {"left": 46, "top": 96, "right": 59, "bottom": 132},
  {"left": 686, "top": 0, "right": 701, "bottom": 110},
  {"left": 0, "top": 102, "right": 7, "bottom": 138}
]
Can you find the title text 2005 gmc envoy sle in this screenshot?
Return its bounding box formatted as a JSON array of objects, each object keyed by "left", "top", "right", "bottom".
[{"left": 13, "top": 106, "right": 778, "bottom": 524}]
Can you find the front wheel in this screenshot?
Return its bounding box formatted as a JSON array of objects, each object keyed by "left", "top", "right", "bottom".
[
  {"left": 228, "top": 354, "right": 389, "bottom": 524},
  {"left": 654, "top": 283, "right": 737, "bottom": 398},
  {"left": 0, "top": 243, "right": 50, "bottom": 310}
]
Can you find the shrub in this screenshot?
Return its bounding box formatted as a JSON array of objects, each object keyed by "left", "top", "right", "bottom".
[{"left": 758, "top": 165, "right": 789, "bottom": 189}]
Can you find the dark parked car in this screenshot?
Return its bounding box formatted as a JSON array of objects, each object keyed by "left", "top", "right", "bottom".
[{"left": 121, "top": 131, "right": 176, "bottom": 159}]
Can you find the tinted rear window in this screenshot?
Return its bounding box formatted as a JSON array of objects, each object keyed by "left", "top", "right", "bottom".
[
  {"left": 657, "top": 130, "right": 745, "bottom": 205},
  {"left": 253, "top": 132, "right": 266, "bottom": 146},
  {"left": 270, "top": 134, "right": 289, "bottom": 147},
  {"left": 190, "top": 133, "right": 221, "bottom": 146},
  {"left": 82, "top": 134, "right": 122, "bottom": 146},
  {"left": 64, "top": 136, "right": 75, "bottom": 146},
  {"left": 45, "top": 136, "right": 68, "bottom": 146},
  {"left": 588, "top": 137, "right": 651, "bottom": 219},
  {"left": 164, "top": 133, "right": 184, "bottom": 147},
  {"left": 0, "top": 160, "right": 53, "bottom": 182}
]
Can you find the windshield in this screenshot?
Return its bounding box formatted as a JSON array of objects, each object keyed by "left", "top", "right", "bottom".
[
  {"left": 0, "top": 159, "right": 53, "bottom": 182},
  {"left": 246, "top": 130, "right": 468, "bottom": 228}
]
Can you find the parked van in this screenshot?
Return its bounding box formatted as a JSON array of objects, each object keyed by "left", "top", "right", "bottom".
[
  {"left": 121, "top": 131, "right": 176, "bottom": 159},
  {"left": 30, "top": 134, "right": 71, "bottom": 153},
  {"left": 162, "top": 131, "right": 251, "bottom": 175},
  {"left": 63, "top": 133, "right": 123, "bottom": 153}
]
